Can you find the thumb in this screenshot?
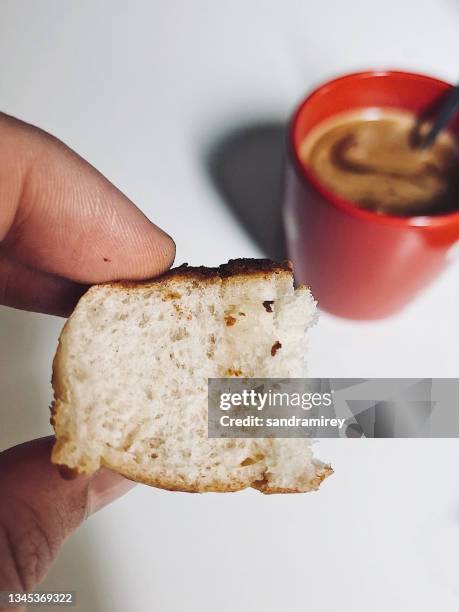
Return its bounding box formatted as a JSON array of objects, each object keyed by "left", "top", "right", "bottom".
[{"left": 0, "top": 437, "right": 135, "bottom": 593}]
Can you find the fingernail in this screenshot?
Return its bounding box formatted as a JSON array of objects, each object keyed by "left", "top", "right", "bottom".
[{"left": 86, "top": 468, "right": 137, "bottom": 517}]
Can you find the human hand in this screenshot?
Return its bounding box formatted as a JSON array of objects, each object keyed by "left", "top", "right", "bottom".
[{"left": 0, "top": 113, "right": 175, "bottom": 606}]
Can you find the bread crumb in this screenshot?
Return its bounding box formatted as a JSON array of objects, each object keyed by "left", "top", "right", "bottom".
[
  {"left": 271, "top": 341, "right": 282, "bottom": 356},
  {"left": 58, "top": 465, "right": 79, "bottom": 480},
  {"left": 263, "top": 300, "right": 274, "bottom": 313},
  {"left": 225, "top": 315, "right": 237, "bottom": 326},
  {"left": 164, "top": 291, "right": 182, "bottom": 300},
  {"left": 240, "top": 453, "right": 264, "bottom": 466},
  {"left": 226, "top": 367, "right": 243, "bottom": 376}
]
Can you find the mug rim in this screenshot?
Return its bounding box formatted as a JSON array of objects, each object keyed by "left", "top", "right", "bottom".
[{"left": 289, "top": 69, "right": 459, "bottom": 229}]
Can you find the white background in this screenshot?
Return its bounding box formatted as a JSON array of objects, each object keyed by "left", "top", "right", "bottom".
[{"left": 1, "top": 1, "right": 459, "bottom": 610}]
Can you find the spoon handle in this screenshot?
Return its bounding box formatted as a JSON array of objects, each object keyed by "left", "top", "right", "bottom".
[{"left": 420, "top": 85, "right": 459, "bottom": 148}]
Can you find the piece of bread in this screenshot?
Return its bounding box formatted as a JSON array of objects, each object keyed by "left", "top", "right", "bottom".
[{"left": 51, "top": 259, "right": 332, "bottom": 493}]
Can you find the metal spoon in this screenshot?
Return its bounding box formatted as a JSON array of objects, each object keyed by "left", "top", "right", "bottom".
[{"left": 418, "top": 84, "right": 459, "bottom": 148}]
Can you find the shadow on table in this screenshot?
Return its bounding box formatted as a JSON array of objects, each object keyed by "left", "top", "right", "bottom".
[
  {"left": 0, "top": 306, "right": 103, "bottom": 611},
  {"left": 205, "top": 121, "right": 288, "bottom": 261}
]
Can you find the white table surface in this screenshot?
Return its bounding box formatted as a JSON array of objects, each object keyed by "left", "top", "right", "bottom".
[{"left": 1, "top": 1, "right": 459, "bottom": 610}]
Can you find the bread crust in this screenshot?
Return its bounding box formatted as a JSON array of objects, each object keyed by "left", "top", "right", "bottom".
[
  {"left": 99, "top": 258, "right": 294, "bottom": 291},
  {"left": 94, "top": 458, "right": 333, "bottom": 494}
]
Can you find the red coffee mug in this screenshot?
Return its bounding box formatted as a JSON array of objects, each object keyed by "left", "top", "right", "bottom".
[{"left": 284, "top": 70, "right": 459, "bottom": 319}]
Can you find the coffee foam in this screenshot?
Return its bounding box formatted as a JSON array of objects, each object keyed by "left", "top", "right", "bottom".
[{"left": 299, "top": 108, "right": 459, "bottom": 216}]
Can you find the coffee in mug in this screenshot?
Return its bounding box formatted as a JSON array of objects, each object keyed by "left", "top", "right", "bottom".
[{"left": 299, "top": 108, "right": 459, "bottom": 216}]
